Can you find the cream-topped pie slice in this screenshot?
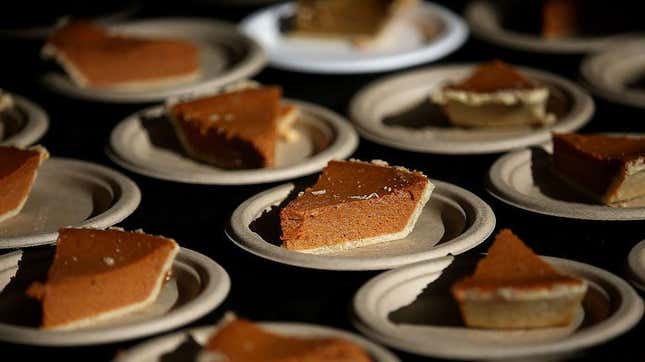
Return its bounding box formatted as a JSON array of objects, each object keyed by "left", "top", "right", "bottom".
[
  {"left": 431, "top": 60, "right": 555, "bottom": 128},
  {"left": 280, "top": 159, "right": 433, "bottom": 253},
  {"left": 452, "top": 229, "right": 587, "bottom": 329}
]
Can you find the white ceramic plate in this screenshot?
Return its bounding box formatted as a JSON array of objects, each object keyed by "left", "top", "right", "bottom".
[
  {"left": 0, "top": 247, "right": 230, "bottom": 346},
  {"left": 581, "top": 40, "right": 645, "bottom": 109},
  {"left": 115, "top": 322, "right": 399, "bottom": 362},
  {"left": 0, "top": 93, "right": 49, "bottom": 147},
  {"left": 0, "top": 158, "right": 141, "bottom": 248},
  {"left": 350, "top": 64, "right": 594, "bottom": 154},
  {"left": 628, "top": 240, "right": 645, "bottom": 292},
  {"left": 465, "top": 0, "right": 641, "bottom": 54},
  {"left": 240, "top": 2, "right": 467, "bottom": 74},
  {"left": 108, "top": 99, "right": 358, "bottom": 185},
  {"left": 227, "top": 179, "right": 495, "bottom": 270},
  {"left": 487, "top": 142, "right": 645, "bottom": 221},
  {"left": 353, "top": 255, "right": 644, "bottom": 360},
  {"left": 42, "top": 18, "right": 266, "bottom": 103}
]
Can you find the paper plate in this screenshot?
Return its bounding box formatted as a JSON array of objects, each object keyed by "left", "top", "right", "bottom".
[
  {"left": 108, "top": 99, "right": 358, "bottom": 185},
  {"left": 487, "top": 142, "right": 645, "bottom": 221},
  {"left": 465, "top": 0, "right": 640, "bottom": 54},
  {"left": 350, "top": 64, "right": 594, "bottom": 154},
  {"left": 240, "top": 2, "right": 467, "bottom": 74},
  {"left": 42, "top": 18, "right": 266, "bottom": 103},
  {"left": 581, "top": 40, "right": 645, "bottom": 109},
  {"left": 0, "top": 158, "right": 141, "bottom": 248},
  {"left": 115, "top": 322, "right": 399, "bottom": 362},
  {"left": 227, "top": 179, "right": 495, "bottom": 270},
  {"left": 628, "top": 240, "right": 645, "bottom": 292},
  {"left": 353, "top": 255, "right": 644, "bottom": 360},
  {"left": 0, "top": 93, "right": 49, "bottom": 147},
  {"left": 0, "top": 247, "right": 230, "bottom": 346}
]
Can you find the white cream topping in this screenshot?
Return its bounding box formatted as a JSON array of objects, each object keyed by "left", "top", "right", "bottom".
[{"left": 458, "top": 281, "right": 588, "bottom": 301}]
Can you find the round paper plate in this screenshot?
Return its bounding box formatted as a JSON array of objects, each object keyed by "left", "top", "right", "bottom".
[
  {"left": 115, "top": 322, "right": 399, "bottom": 362},
  {"left": 349, "top": 64, "right": 594, "bottom": 154},
  {"left": 108, "top": 99, "right": 358, "bottom": 185},
  {"left": 628, "top": 240, "right": 645, "bottom": 292},
  {"left": 227, "top": 179, "right": 495, "bottom": 270},
  {"left": 353, "top": 255, "right": 644, "bottom": 360},
  {"left": 465, "top": 0, "right": 640, "bottom": 54},
  {"left": 487, "top": 142, "right": 645, "bottom": 221},
  {"left": 0, "top": 247, "right": 230, "bottom": 346},
  {"left": 0, "top": 158, "right": 141, "bottom": 248},
  {"left": 42, "top": 18, "right": 266, "bottom": 103},
  {"left": 581, "top": 40, "right": 645, "bottom": 109},
  {"left": 0, "top": 93, "right": 49, "bottom": 147},
  {"left": 240, "top": 2, "right": 467, "bottom": 74}
]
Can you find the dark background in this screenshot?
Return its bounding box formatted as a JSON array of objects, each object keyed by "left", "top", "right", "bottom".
[{"left": 1, "top": 0, "right": 644, "bottom": 360}]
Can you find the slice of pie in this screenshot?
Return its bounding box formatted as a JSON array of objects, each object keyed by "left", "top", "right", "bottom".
[
  {"left": 280, "top": 159, "right": 433, "bottom": 253},
  {"left": 542, "top": 0, "right": 580, "bottom": 39},
  {"left": 291, "top": 0, "right": 418, "bottom": 48},
  {"left": 201, "top": 315, "right": 372, "bottom": 362},
  {"left": 0, "top": 146, "right": 48, "bottom": 223},
  {"left": 431, "top": 60, "right": 556, "bottom": 128},
  {"left": 26, "top": 228, "right": 179, "bottom": 330},
  {"left": 452, "top": 229, "right": 587, "bottom": 329},
  {"left": 552, "top": 133, "right": 645, "bottom": 205},
  {"left": 42, "top": 21, "right": 201, "bottom": 90},
  {"left": 168, "top": 86, "right": 298, "bottom": 169}
]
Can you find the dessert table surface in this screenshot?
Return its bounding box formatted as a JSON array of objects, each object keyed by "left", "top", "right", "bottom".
[{"left": 1, "top": 1, "right": 643, "bottom": 361}]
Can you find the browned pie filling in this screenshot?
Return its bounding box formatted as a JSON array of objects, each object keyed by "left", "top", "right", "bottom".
[{"left": 204, "top": 318, "right": 372, "bottom": 361}]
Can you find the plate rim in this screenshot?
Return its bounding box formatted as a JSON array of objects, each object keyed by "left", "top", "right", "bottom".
[
  {"left": 0, "top": 157, "right": 141, "bottom": 248},
  {"left": 352, "top": 255, "right": 644, "bottom": 359},
  {"left": 115, "top": 321, "right": 400, "bottom": 362},
  {"left": 239, "top": 1, "right": 468, "bottom": 74},
  {"left": 0, "top": 247, "right": 231, "bottom": 346},
  {"left": 486, "top": 143, "right": 645, "bottom": 221},
  {"left": 227, "top": 179, "right": 496, "bottom": 271},
  {"left": 464, "top": 0, "right": 641, "bottom": 54},
  {"left": 107, "top": 99, "right": 359, "bottom": 185},
  {"left": 580, "top": 40, "right": 645, "bottom": 109},
  {"left": 628, "top": 239, "right": 645, "bottom": 291},
  {"left": 349, "top": 63, "right": 594, "bottom": 154},
  {"left": 1, "top": 93, "right": 49, "bottom": 147},
  {"left": 41, "top": 17, "right": 267, "bottom": 103}
]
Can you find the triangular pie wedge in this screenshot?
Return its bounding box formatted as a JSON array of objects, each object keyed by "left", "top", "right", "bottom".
[
  {"left": 452, "top": 229, "right": 587, "bottom": 329},
  {"left": 26, "top": 228, "right": 179, "bottom": 330},
  {"left": 42, "top": 21, "right": 201, "bottom": 90},
  {"left": 168, "top": 86, "right": 288, "bottom": 169},
  {"left": 201, "top": 314, "right": 372, "bottom": 362},
  {"left": 0, "top": 145, "right": 48, "bottom": 223},
  {"left": 280, "top": 159, "right": 433, "bottom": 253},
  {"left": 552, "top": 133, "right": 645, "bottom": 205}
]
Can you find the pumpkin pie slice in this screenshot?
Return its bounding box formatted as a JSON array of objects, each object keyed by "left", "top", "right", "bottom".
[
  {"left": 552, "top": 133, "right": 645, "bottom": 205},
  {"left": 280, "top": 159, "right": 433, "bottom": 253},
  {"left": 42, "top": 21, "right": 201, "bottom": 90},
  {"left": 452, "top": 229, "right": 587, "bottom": 329},
  {"left": 291, "top": 0, "right": 418, "bottom": 48},
  {"left": 201, "top": 315, "right": 372, "bottom": 362},
  {"left": 26, "top": 228, "right": 179, "bottom": 330},
  {"left": 431, "top": 60, "right": 555, "bottom": 128},
  {"left": 0, "top": 146, "right": 48, "bottom": 223},
  {"left": 542, "top": 0, "right": 580, "bottom": 39},
  {"left": 168, "top": 86, "right": 298, "bottom": 169}
]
